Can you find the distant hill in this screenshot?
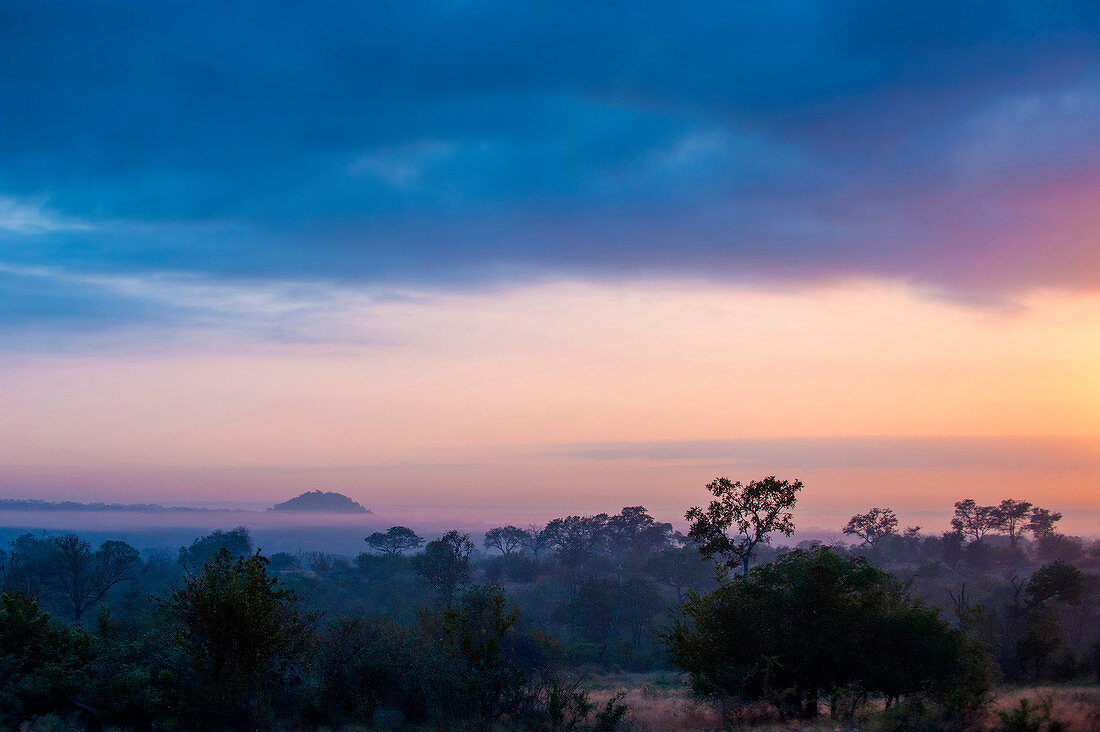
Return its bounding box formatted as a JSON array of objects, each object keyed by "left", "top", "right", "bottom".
[
  {"left": 0, "top": 499, "right": 228, "bottom": 513},
  {"left": 270, "top": 490, "right": 370, "bottom": 514}
]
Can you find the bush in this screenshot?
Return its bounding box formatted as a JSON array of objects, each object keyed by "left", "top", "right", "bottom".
[
  {"left": 0, "top": 592, "right": 95, "bottom": 727},
  {"left": 664, "top": 547, "right": 987, "bottom": 719},
  {"left": 158, "top": 549, "right": 311, "bottom": 729}
]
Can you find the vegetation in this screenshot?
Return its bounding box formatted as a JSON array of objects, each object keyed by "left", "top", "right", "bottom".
[
  {"left": 0, "top": 479, "right": 1097, "bottom": 729},
  {"left": 665, "top": 547, "right": 993, "bottom": 721},
  {"left": 365, "top": 525, "right": 424, "bottom": 556},
  {"left": 685, "top": 475, "right": 801, "bottom": 577}
]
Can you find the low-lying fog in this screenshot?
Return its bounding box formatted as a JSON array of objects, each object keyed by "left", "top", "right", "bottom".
[{"left": 0, "top": 508, "right": 857, "bottom": 556}]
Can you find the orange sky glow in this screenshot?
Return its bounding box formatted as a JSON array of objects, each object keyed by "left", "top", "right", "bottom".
[{"left": 2, "top": 279, "right": 1098, "bottom": 534}]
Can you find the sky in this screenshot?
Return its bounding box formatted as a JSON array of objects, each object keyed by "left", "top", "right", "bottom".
[{"left": 1, "top": 2, "right": 1099, "bottom": 533}]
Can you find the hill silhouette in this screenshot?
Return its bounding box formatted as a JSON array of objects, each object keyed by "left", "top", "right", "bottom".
[{"left": 269, "top": 490, "right": 370, "bottom": 514}]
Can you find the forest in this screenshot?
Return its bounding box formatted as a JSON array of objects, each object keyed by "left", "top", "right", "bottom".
[{"left": 1, "top": 477, "right": 1098, "bottom": 731}]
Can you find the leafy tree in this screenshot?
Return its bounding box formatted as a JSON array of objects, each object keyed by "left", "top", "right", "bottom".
[
  {"left": 0, "top": 533, "right": 54, "bottom": 597},
  {"left": 664, "top": 548, "right": 983, "bottom": 718},
  {"left": 1025, "top": 561, "right": 1085, "bottom": 609},
  {"left": 160, "top": 549, "right": 310, "bottom": 729},
  {"left": 424, "top": 585, "right": 527, "bottom": 723},
  {"left": 685, "top": 476, "right": 802, "bottom": 577},
  {"left": 308, "top": 585, "right": 590, "bottom": 729},
  {"left": 607, "top": 506, "right": 673, "bottom": 557},
  {"left": 1035, "top": 532, "right": 1084, "bottom": 562},
  {"left": 304, "top": 614, "right": 416, "bottom": 724},
  {"left": 843, "top": 507, "right": 899, "bottom": 549},
  {"left": 991, "top": 499, "right": 1033, "bottom": 548},
  {"left": 951, "top": 499, "right": 999, "bottom": 543},
  {"left": 553, "top": 577, "right": 622, "bottom": 646},
  {"left": 0, "top": 544, "right": 22, "bottom": 593},
  {"left": 366, "top": 525, "right": 425, "bottom": 556},
  {"left": 483, "top": 552, "right": 540, "bottom": 584},
  {"left": 87, "top": 606, "right": 162, "bottom": 728},
  {"left": 1016, "top": 608, "right": 1072, "bottom": 681},
  {"left": 542, "top": 514, "right": 611, "bottom": 568},
  {"left": 414, "top": 530, "right": 474, "bottom": 604},
  {"left": 1027, "top": 507, "right": 1064, "bottom": 539},
  {"left": 49, "top": 535, "right": 139, "bottom": 623},
  {"left": 484, "top": 525, "right": 529, "bottom": 555},
  {"left": 267, "top": 551, "right": 300, "bottom": 572},
  {"left": 178, "top": 526, "right": 252, "bottom": 568},
  {"left": 0, "top": 592, "right": 96, "bottom": 727}
]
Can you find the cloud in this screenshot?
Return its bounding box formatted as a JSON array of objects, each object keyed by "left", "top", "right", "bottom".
[
  {"left": 1, "top": 0, "right": 1099, "bottom": 325},
  {"left": 0, "top": 262, "right": 400, "bottom": 348},
  {"left": 0, "top": 197, "right": 91, "bottom": 234},
  {"left": 559, "top": 436, "right": 1100, "bottom": 472}
]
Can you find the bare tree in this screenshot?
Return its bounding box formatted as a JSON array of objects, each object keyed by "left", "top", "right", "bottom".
[
  {"left": 1, "top": 533, "right": 52, "bottom": 597},
  {"left": 686, "top": 476, "right": 802, "bottom": 577},
  {"left": 0, "top": 546, "right": 20, "bottom": 593},
  {"left": 520, "top": 524, "right": 550, "bottom": 559},
  {"left": 49, "top": 534, "right": 140, "bottom": 623}
]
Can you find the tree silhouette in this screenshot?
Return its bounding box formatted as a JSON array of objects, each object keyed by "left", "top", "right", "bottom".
[
  {"left": 645, "top": 546, "right": 718, "bottom": 603},
  {"left": 519, "top": 524, "right": 550, "bottom": 559},
  {"left": 1025, "top": 561, "right": 1084, "bottom": 608},
  {"left": 178, "top": 526, "right": 252, "bottom": 568},
  {"left": 843, "top": 507, "right": 899, "bottom": 549},
  {"left": 991, "top": 499, "right": 1033, "bottom": 548},
  {"left": 414, "top": 531, "right": 475, "bottom": 604},
  {"left": 366, "top": 526, "right": 425, "bottom": 556},
  {"left": 664, "top": 547, "right": 985, "bottom": 719},
  {"left": 161, "top": 549, "right": 309, "bottom": 729},
  {"left": 483, "top": 526, "right": 528, "bottom": 555},
  {"left": 0, "top": 592, "right": 96, "bottom": 727},
  {"left": 607, "top": 506, "right": 674, "bottom": 557},
  {"left": 542, "top": 514, "right": 610, "bottom": 568},
  {"left": 49, "top": 535, "right": 139, "bottom": 623},
  {"left": 1026, "top": 507, "right": 1063, "bottom": 539},
  {"left": 686, "top": 476, "right": 802, "bottom": 577},
  {"left": 951, "top": 499, "right": 998, "bottom": 543}
]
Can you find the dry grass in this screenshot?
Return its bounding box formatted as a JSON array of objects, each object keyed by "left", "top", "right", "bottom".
[
  {"left": 990, "top": 686, "right": 1100, "bottom": 731},
  {"left": 583, "top": 672, "right": 721, "bottom": 731},
  {"left": 583, "top": 674, "right": 1100, "bottom": 731}
]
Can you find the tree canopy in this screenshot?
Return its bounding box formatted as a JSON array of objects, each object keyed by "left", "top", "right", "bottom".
[
  {"left": 843, "top": 507, "right": 899, "bottom": 549},
  {"left": 664, "top": 547, "right": 989, "bottom": 718},
  {"left": 686, "top": 476, "right": 802, "bottom": 576},
  {"left": 366, "top": 526, "right": 425, "bottom": 556},
  {"left": 414, "top": 531, "right": 475, "bottom": 604},
  {"left": 160, "top": 549, "right": 310, "bottom": 729}
]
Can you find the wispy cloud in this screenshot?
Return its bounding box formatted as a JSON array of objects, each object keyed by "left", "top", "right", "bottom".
[
  {"left": 1, "top": 1, "right": 1098, "bottom": 304},
  {"left": 0, "top": 262, "right": 410, "bottom": 347},
  {"left": 0, "top": 197, "right": 93, "bottom": 234},
  {"left": 556, "top": 436, "right": 1100, "bottom": 472}
]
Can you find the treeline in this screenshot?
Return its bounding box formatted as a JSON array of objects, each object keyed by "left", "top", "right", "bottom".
[
  {"left": 1, "top": 479, "right": 1098, "bottom": 729},
  {"left": 0, "top": 498, "right": 228, "bottom": 512}
]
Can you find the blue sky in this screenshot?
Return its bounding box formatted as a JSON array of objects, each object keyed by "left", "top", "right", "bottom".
[
  {"left": 3, "top": 1, "right": 1100, "bottom": 338},
  {"left": 2, "top": 3, "right": 1100, "bottom": 524}
]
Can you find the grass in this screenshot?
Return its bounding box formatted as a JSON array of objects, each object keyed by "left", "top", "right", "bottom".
[
  {"left": 990, "top": 686, "right": 1100, "bottom": 731},
  {"left": 582, "top": 673, "right": 1100, "bottom": 731}
]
